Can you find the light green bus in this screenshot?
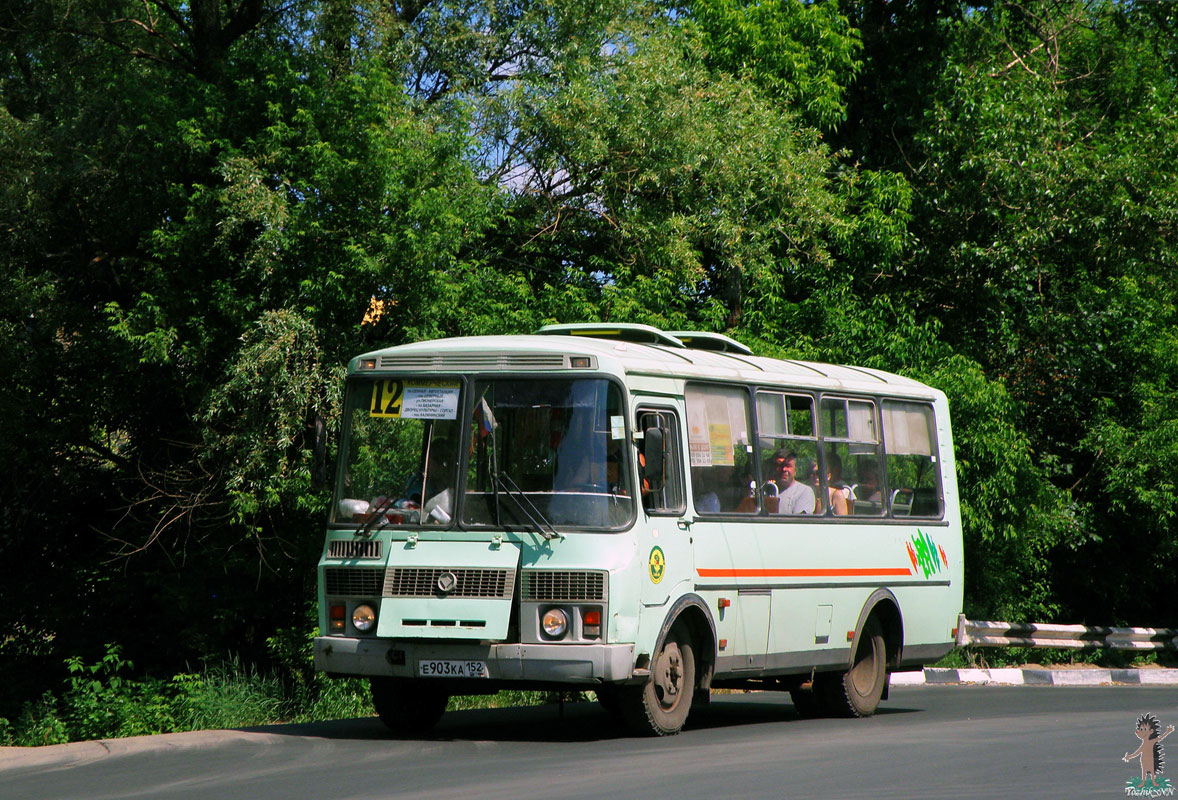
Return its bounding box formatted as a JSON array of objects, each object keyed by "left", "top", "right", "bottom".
[{"left": 314, "top": 324, "right": 962, "bottom": 735}]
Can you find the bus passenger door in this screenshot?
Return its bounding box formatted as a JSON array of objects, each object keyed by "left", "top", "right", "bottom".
[{"left": 635, "top": 406, "right": 690, "bottom": 611}]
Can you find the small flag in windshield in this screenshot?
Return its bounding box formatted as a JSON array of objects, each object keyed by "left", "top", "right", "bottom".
[{"left": 477, "top": 396, "right": 497, "bottom": 439}]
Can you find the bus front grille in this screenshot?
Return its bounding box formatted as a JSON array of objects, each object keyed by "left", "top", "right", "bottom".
[
  {"left": 326, "top": 540, "right": 383, "bottom": 559},
  {"left": 522, "top": 570, "right": 607, "bottom": 602},
  {"left": 383, "top": 568, "right": 517, "bottom": 599},
  {"left": 324, "top": 567, "right": 385, "bottom": 597}
]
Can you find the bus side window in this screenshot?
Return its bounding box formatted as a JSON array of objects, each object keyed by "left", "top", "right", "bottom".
[
  {"left": 637, "top": 409, "right": 684, "bottom": 515},
  {"left": 756, "top": 392, "right": 819, "bottom": 516},
  {"left": 882, "top": 400, "right": 943, "bottom": 518},
  {"left": 686, "top": 385, "right": 755, "bottom": 514},
  {"left": 821, "top": 397, "right": 884, "bottom": 517}
]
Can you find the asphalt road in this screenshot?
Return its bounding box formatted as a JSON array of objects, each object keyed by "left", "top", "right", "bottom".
[{"left": 3, "top": 686, "right": 1176, "bottom": 799}]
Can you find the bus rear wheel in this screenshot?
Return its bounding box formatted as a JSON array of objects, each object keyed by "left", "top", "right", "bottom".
[
  {"left": 370, "top": 677, "right": 449, "bottom": 734},
  {"left": 818, "top": 617, "right": 886, "bottom": 718},
  {"left": 621, "top": 624, "right": 695, "bottom": 736}
]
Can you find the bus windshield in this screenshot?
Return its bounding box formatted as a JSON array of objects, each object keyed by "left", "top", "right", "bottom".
[
  {"left": 331, "top": 376, "right": 633, "bottom": 531},
  {"left": 464, "top": 378, "right": 633, "bottom": 531},
  {"left": 333, "top": 377, "right": 465, "bottom": 528}
]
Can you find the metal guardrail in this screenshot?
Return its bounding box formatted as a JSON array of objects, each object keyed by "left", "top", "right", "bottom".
[{"left": 956, "top": 614, "right": 1178, "bottom": 651}]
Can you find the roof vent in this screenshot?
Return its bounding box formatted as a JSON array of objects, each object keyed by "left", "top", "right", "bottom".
[
  {"left": 535, "top": 323, "right": 686, "bottom": 349},
  {"left": 665, "top": 331, "right": 753, "bottom": 356}
]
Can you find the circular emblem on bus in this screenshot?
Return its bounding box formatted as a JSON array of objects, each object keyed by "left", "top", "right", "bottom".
[
  {"left": 648, "top": 546, "right": 666, "bottom": 584},
  {"left": 436, "top": 571, "right": 458, "bottom": 594}
]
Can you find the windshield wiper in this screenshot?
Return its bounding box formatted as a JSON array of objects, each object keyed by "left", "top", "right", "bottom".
[
  {"left": 477, "top": 390, "right": 560, "bottom": 540},
  {"left": 495, "top": 471, "right": 563, "bottom": 541},
  {"left": 357, "top": 496, "right": 395, "bottom": 539}
]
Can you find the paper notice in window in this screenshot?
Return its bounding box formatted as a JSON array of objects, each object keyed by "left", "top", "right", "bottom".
[
  {"left": 708, "top": 423, "right": 734, "bottom": 466},
  {"left": 402, "top": 382, "right": 460, "bottom": 419}
]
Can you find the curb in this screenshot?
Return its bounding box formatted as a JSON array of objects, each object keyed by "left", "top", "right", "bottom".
[{"left": 889, "top": 667, "right": 1178, "bottom": 686}]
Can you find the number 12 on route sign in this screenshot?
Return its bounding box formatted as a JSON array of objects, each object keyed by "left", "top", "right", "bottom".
[{"left": 370, "top": 379, "right": 404, "bottom": 417}]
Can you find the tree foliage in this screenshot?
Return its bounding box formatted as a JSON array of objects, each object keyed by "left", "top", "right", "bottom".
[
  {"left": 2, "top": 0, "right": 1178, "bottom": 723},
  {"left": 690, "top": 0, "right": 861, "bottom": 130},
  {"left": 903, "top": 0, "right": 1178, "bottom": 622}
]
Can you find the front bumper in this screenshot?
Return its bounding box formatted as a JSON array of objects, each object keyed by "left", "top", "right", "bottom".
[{"left": 314, "top": 636, "right": 636, "bottom": 684}]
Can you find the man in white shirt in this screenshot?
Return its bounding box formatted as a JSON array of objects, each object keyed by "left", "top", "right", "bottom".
[{"left": 767, "top": 449, "right": 816, "bottom": 515}]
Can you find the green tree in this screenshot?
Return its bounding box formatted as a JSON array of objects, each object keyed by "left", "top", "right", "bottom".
[
  {"left": 5, "top": 0, "right": 1178, "bottom": 728},
  {"left": 906, "top": 0, "right": 1178, "bottom": 622},
  {"left": 0, "top": 0, "right": 496, "bottom": 705},
  {"left": 479, "top": 22, "right": 849, "bottom": 333},
  {"left": 689, "top": 0, "right": 862, "bottom": 131}
]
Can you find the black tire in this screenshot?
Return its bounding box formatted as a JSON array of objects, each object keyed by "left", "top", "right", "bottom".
[
  {"left": 621, "top": 624, "right": 696, "bottom": 736},
  {"left": 818, "top": 618, "right": 887, "bottom": 718},
  {"left": 370, "top": 677, "right": 449, "bottom": 734},
  {"left": 788, "top": 686, "right": 825, "bottom": 718}
]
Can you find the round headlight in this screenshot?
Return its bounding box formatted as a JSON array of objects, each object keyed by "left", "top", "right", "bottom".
[
  {"left": 352, "top": 604, "right": 377, "bottom": 632},
  {"left": 541, "top": 608, "right": 569, "bottom": 638}
]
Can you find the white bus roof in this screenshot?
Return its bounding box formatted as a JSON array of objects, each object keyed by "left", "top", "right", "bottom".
[{"left": 353, "top": 328, "right": 940, "bottom": 400}]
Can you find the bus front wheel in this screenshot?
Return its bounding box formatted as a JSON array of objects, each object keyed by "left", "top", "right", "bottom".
[
  {"left": 370, "top": 677, "right": 449, "bottom": 734},
  {"left": 818, "top": 617, "right": 886, "bottom": 717},
  {"left": 622, "top": 624, "right": 696, "bottom": 736}
]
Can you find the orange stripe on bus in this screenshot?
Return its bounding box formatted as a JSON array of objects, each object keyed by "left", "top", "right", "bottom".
[{"left": 696, "top": 567, "right": 913, "bottom": 578}]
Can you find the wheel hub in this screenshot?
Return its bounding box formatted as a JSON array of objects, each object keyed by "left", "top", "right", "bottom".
[{"left": 654, "top": 642, "right": 683, "bottom": 707}]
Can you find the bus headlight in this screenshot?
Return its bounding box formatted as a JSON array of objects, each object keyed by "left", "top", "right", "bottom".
[
  {"left": 541, "top": 608, "right": 569, "bottom": 638},
  {"left": 352, "top": 604, "right": 377, "bottom": 633}
]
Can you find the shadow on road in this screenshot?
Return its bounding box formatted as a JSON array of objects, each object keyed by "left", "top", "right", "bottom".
[{"left": 245, "top": 692, "right": 920, "bottom": 744}]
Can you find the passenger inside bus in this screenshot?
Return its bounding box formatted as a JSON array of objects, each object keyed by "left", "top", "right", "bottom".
[
  {"left": 420, "top": 442, "right": 456, "bottom": 523},
  {"left": 357, "top": 438, "right": 456, "bottom": 525},
  {"left": 766, "top": 449, "right": 816, "bottom": 515},
  {"left": 852, "top": 458, "right": 882, "bottom": 512},
  {"left": 395, "top": 439, "right": 456, "bottom": 523},
  {"left": 810, "top": 452, "right": 849, "bottom": 516},
  {"left": 691, "top": 468, "right": 721, "bottom": 512}
]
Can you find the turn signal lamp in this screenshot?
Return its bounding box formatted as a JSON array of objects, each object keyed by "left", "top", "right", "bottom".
[
  {"left": 359, "top": 358, "right": 377, "bottom": 370},
  {"left": 329, "top": 603, "right": 346, "bottom": 633},
  {"left": 582, "top": 608, "right": 602, "bottom": 638}
]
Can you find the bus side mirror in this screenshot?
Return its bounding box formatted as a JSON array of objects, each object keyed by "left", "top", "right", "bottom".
[{"left": 643, "top": 427, "right": 665, "bottom": 492}]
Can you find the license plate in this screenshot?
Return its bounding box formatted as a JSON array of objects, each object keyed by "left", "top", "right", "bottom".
[{"left": 418, "top": 659, "right": 489, "bottom": 678}]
